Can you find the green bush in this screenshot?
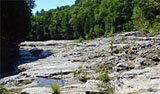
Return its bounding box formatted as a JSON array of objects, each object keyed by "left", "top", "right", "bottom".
[
  {"left": 78, "top": 65, "right": 82, "bottom": 71},
  {"left": 153, "top": 22, "right": 160, "bottom": 32},
  {"left": 72, "top": 70, "right": 78, "bottom": 76},
  {"left": 51, "top": 83, "right": 60, "bottom": 94},
  {"left": 157, "top": 48, "right": 160, "bottom": 54},
  {"left": 98, "top": 72, "right": 110, "bottom": 82},
  {"left": 78, "top": 36, "right": 85, "bottom": 42},
  {"left": 0, "top": 86, "right": 8, "bottom": 94},
  {"left": 22, "top": 79, "right": 32, "bottom": 85},
  {"left": 78, "top": 76, "right": 88, "bottom": 82}
]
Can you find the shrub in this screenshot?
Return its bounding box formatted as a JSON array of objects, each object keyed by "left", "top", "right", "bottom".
[
  {"left": 51, "top": 83, "right": 60, "bottom": 94},
  {"left": 98, "top": 72, "right": 110, "bottom": 82},
  {"left": 0, "top": 86, "right": 8, "bottom": 94},
  {"left": 78, "top": 76, "right": 88, "bottom": 82},
  {"left": 78, "top": 36, "right": 84, "bottom": 42},
  {"left": 78, "top": 65, "right": 85, "bottom": 73},
  {"left": 72, "top": 70, "right": 78, "bottom": 76},
  {"left": 22, "top": 79, "right": 31, "bottom": 85},
  {"left": 153, "top": 16, "right": 160, "bottom": 32},
  {"left": 156, "top": 48, "right": 160, "bottom": 54},
  {"left": 78, "top": 65, "right": 82, "bottom": 71}
]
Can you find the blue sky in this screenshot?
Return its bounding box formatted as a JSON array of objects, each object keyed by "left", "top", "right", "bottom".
[{"left": 32, "top": 0, "right": 76, "bottom": 14}]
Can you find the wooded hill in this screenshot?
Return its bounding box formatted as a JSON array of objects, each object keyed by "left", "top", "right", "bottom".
[{"left": 27, "top": 0, "right": 160, "bottom": 41}]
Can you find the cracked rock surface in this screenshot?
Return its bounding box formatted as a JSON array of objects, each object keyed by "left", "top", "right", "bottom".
[{"left": 0, "top": 31, "right": 160, "bottom": 94}]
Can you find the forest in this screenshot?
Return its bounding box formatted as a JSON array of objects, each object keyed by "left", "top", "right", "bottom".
[{"left": 27, "top": 0, "right": 160, "bottom": 41}]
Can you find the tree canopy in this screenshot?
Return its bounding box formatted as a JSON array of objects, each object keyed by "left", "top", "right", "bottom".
[
  {"left": 1, "top": 0, "right": 35, "bottom": 43},
  {"left": 28, "top": 0, "right": 160, "bottom": 41}
]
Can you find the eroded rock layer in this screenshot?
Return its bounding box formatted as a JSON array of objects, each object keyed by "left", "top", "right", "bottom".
[{"left": 0, "top": 31, "right": 160, "bottom": 94}]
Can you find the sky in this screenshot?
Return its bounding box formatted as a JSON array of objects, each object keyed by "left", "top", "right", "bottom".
[{"left": 32, "top": 0, "right": 76, "bottom": 14}]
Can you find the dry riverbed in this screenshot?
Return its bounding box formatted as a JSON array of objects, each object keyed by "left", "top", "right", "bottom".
[{"left": 0, "top": 31, "right": 160, "bottom": 94}]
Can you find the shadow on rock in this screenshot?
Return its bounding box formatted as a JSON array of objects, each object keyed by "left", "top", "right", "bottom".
[
  {"left": 0, "top": 48, "right": 53, "bottom": 79},
  {"left": 19, "top": 48, "right": 53, "bottom": 64}
]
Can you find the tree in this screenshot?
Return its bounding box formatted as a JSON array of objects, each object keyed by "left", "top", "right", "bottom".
[
  {"left": 28, "top": 0, "right": 160, "bottom": 41},
  {"left": 0, "top": 0, "right": 34, "bottom": 74}
]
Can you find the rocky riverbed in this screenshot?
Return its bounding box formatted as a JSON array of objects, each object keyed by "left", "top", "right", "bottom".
[{"left": 0, "top": 31, "right": 160, "bottom": 94}]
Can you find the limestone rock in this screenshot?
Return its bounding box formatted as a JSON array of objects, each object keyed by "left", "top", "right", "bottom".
[{"left": 21, "top": 87, "right": 53, "bottom": 94}]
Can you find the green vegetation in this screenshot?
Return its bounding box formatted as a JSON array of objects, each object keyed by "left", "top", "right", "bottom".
[
  {"left": 72, "top": 65, "right": 84, "bottom": 76},
  {"left": 22, "top": 79, "right": 32, "bottom": 85},
  {"left": 97, "top": 66, "right": 114, "bottom": 94},
  {"left": 72, "top": 65, "right": 89, "bottom": 82},
  {"left": 110, "top": 27, "right": 115, "bottom": 55},
  {"left": 78, "top": 76, "right": 88, "bottom": 82},
  {"left": 0, "top": 86, "right": 8, "bottom": 94},
  {"left": 157, "top": 48, "right": 160, "bottom": 55},
  {"left": 51, "top": 83, "right": 60, "bottom": 94},
  {"left": 1, "top": 0, "right": 34, "bottom": 42},
  {"left": 119, "top": 47, "right": 123, "bottom": 54},
  {"left": 72, "top": 70, "right": 79, "bottom": 76},
  {"left": 98, "top": 72, "right": 110, "bottom": 82},
  {"left": 97, "top": 66, "right": 110, "bottom": 82},
  {"left": 1, "top": 0, "right": 35, "bottom": 74},
  {"left": 78, "top": 36, "right": 85, "bottom": 42},
  {"left": 27, "top": 0, "right": 160, "bottom": 41},
  {"left": 78, "top": 65, "right": 83, "bottom": 73}
]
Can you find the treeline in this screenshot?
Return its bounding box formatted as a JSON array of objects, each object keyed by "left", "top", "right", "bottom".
[{"left": 27, "top": 0, "right": 160, "bottom": 41}]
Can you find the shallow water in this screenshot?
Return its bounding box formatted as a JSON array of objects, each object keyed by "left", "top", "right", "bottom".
[{"left": 36, "top": 77, "right": 67, "bottom": 87}]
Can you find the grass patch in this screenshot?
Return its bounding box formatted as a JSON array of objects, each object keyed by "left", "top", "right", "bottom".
[
  {"left": 73, "top": 65, "right": 90, "bottom": 82},
  {"left": 78, "top": 76, "right": 88, "bottom": 82},
  {"left": 51, "top": 83, "right": 60, "bottom": 94},
  {"left": 0, "top": 85, "right": 8, "bottom": 94},
  {"left": 119, "top": 47, "right": 123, "bottom": 54},
  {"left": 22, "top": 79, "right": 32, "bottom": 85},
  {"left": 72, "top": 65, "right": 84, "bottom": 77},
  {"left": 156, "top": 48, "right": 160, "bottom": 54},
  {"left": 72, "top": 70, "right": 79, "bottom": 76},
  {"left": 101, "top": 49, "right": 106, "bottom": 52},
  {"left": 97, "top": 72, "right": 110, "bottom": 82},
  {"left": 74, "top": 36, "right": 85, "bottom": 43}
]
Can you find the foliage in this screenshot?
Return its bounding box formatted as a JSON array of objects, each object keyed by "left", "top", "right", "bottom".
[
  {"left": 73, "top": 65, "right": 89, "bottom": 82},
  {"left": 98, "top": 72, "right": 110, "bottom": 83},
  {"left": 153, "top": 15, "right": 160, "bottom": 32},
  {"left": 22, "top": 79, "right": 32, "bottom": 85},
  {"left": 110, "top": 27, "right": 115, "bottom": 55},
  {"left": 78, "top": 65, "right": 83, "bottom": 71},
  {"left": 98, "top": 65, "right": 110, "bottom": 82},
  {"left": 0, "top": 86, "right": 8, "bottom": 94},
  {"left": 27, "top": 0, "right": 160, "bottom": 41},
  {"left": 51, "top": 83, "right": 60, "bottom": 94},
  {"left": 1, "top": 0, "right": 33, "bottom": 42},
  {"left": 156, "top": 48, "right": 160, "bottom": 55},
  {"left": 78, "top": 76, "right": 88, "bottom": 82},
  {"left": 72, "top": 70, "right": 79, "bottom": 76},
  {"left": 78, "top": 36, "right": 85, "bottom": 42}
]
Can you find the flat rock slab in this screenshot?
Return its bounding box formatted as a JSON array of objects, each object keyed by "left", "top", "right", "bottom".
[
  {"left": 18, "top": 57, "right": 81, "bottom": 77},
  {"left": 20, "top": 40, "right": 77, "bottom": 46},
  {"left": 21, "top": 87, "right": 53, "bottom": 94},
  {"left": 1, "top": 31, "right": 160, "bottom": 94},
  {"left": 61, "top": 80, "right": 104, "bottom": 94},
  {"left": 116, "top": 65, "right": 160, "bottom": 94}
]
